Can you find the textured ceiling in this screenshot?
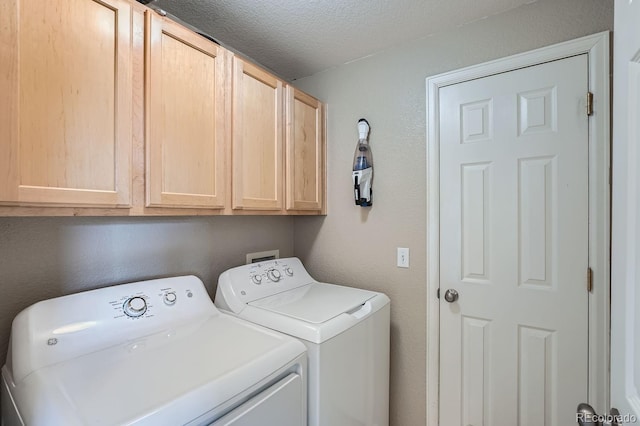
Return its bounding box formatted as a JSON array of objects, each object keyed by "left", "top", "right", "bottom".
[{"left": 153, "top": 0, "right": 537, "bottom": 80}]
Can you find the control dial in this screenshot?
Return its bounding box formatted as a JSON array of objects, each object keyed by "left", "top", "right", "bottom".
[
  {"left": 163, "top": 292, "right": 177, "bottom": 306},
  {"left": 284, "top": 267, "right": 294, "bottom": 277},
  {"left": 251, "top": 274, "right": 263, "bottom": 285},
  {"left": 124, "top": 297, "right": 147, "bottom": 317},
  {"left": 267, "top": 269, "right": 282, "bottom": 282}
]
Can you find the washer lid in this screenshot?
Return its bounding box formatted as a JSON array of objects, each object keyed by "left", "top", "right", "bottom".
[
  {"left": 8, "top": 313, "right": 305, "bottom": 426},
  {"left": 248, "top": 282, "right": 378, "bottom": 324}
]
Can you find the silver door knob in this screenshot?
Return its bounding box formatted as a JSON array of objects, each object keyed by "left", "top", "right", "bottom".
[
  {"left": 576, "top": 403, "right": 621, "bottom": 426},
  {"left": 444, "top": 289, "right": 459, "bottom": 303},
  {"left": 576, "top": 403, "right": 598, "bottom": 426}
]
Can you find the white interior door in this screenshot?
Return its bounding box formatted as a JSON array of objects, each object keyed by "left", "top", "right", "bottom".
[
  {"left": 438, "top": 55, "right": 589, "bottom": 426},
  {"left": 610, "top": 0, "right": 640, "bottom": 422}
]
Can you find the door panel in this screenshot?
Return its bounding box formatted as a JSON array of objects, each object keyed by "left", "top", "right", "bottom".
[
  {"left": 0, "top": 0, "right": 133, "bottom": 207},
  {"left": 232, "top": 59, "right": 284, "bottom": 210},
  {"left": 439, "top": 55, "right": 589, "bottom": 426},
  {"left": 211, "top": 373, "right": 304, "bottom": 426},
  {"left": 146, "top": 13, "right": 227, "bottom": 208},
  {"left": 285, "top": 87, "right": 325, "bottom": 211}
]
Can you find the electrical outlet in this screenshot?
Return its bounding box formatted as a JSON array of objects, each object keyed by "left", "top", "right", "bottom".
[{"left": 397, "top": 247, "right": 409, "bottom": 268}]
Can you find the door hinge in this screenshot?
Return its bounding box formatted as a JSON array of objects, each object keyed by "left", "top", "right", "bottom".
[
  {"left": 437, "top": 288, "right": 440, "bottom": 299},
  {"left": 586, "top": 92, "right": 594, "bottom": 116},
  {"left": 587, "top": 267, "right": 593, "bottom": 293}
]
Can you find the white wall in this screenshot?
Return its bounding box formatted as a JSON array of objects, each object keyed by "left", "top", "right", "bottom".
[
  {"left": 293, "top": 0, "right": 613, "bottom": 424},
  {"left": 610, "top": 0, "right": 640, "bottom": 418},
  {"left": 0, "top": 216, "right": 293, "bottom": 366}
]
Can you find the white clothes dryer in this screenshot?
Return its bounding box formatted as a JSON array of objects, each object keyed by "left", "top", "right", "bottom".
[
  {"left": 216, "top": 257, "right": 390, "bottom": 426},
  {"left": 1, "top": 275, "right": 307, "bottom": 426}
]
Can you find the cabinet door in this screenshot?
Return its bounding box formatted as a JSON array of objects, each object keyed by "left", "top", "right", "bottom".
[
  {"left": 146, "top": 14, "right": 227, "bottom": 209},
  {"left": 232, "top": 58, "right": 284, "bottom": 210},
  {"left": 0, "top": 0, "right": 133, "bottom": 207},
  {"left": 285, "top": 87, "right": 325, "bottom": 212}
]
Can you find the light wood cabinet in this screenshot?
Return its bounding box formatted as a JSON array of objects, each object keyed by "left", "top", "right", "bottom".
[
  {"left": 146, "top": 13, "right": 228, "bottom": 209},
  {"left": 285, "top": 86, "right": 326, "bottom": 212},
  {"left": 0, "top": 0, "right": 134, "bottom": 207},
  {"left": 232, "top": 57, "right": 284, "bottom": 211},
  {"left": 0, "top": 0, "right": 326, "bottom": 216},
  {"left": 231, "top": 60, "right": 327, "bottom": 214}
]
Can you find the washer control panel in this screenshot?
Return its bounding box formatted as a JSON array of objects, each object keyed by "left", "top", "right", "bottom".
[
  {"left": 249, "top": 263, "right": 291, "bottom": 286},
  {"left": 217, "top": 257, "right": 315, "bottom": 309}
]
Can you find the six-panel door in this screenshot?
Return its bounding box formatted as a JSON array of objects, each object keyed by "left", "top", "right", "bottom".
[{"left": 439, "top": 55, "right": 590, "bottom": 426}]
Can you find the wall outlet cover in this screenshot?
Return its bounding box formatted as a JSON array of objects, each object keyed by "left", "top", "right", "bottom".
[{"left": 246, "top": 249, "right": 280, "bottom": 264}]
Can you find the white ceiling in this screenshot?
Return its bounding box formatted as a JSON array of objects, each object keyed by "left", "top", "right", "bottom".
[{"left": 153, "top": 0, "right": 537, "bottom": 81}]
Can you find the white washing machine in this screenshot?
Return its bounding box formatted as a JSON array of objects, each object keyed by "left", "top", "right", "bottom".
[
  {"left": 215, "top": 257, "right": 390, "bottom": 426},
  {"left": 1, "top": 275, "right": 307, "bottom": 426}
]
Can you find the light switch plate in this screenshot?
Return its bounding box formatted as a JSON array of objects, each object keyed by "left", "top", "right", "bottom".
[{"left": 397, "top": 247, "right": 409, "bottom": 268}]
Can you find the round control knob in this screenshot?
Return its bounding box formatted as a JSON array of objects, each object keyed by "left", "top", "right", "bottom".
[
  {"left": 284, "top": 267, "right": 293, "bottom": 276},
  {"left": 124, "top": 297, "right": 147, "bottom": 317},
  {"left": 163, "top": 292, "right": 177, "bottom": 306},
  {"left": 251, "top": 275, "right": 263, "bottom": 285},
  {"left": 267, "top": 269, "right": 282, "bottom": 282}
]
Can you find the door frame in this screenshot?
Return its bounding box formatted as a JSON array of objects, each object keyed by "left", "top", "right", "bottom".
[{"left": 425, "top": 32, "right": 610, "bottom": 426}]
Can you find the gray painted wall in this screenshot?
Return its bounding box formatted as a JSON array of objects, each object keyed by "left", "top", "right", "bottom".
[
  {"left": 293, "top": 0, "right": 613, "bottom": 424},
  {"left": 0, "top": 216, "right": 294, "bottom": 366}
]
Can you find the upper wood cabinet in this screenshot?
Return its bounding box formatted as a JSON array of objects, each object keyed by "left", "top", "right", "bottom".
[
  {"left": 0, "top": 0, "right": 134, "bottom": 207},
  {"left": 0, "top": 0, "right": 325, "bottom": 216},
  {"left": 232, "top": 57, "right": 284, "bottom": 211},
  {"left": 285, "top": 86, "right": 325, "bottom": 212},
  {"left": 145, "top": 13, "right": 228, "bottom": 209}
]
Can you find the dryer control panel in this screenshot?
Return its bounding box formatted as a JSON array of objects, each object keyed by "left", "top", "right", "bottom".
[
  {"left": 8, "top": 275, "right": 218, "bottom": 384},
  {"left": 108, "top": 283, "right": 192, "bottom": 321},
  {"left": 216, "top": 257, "right": 315, "bottom": 313}
]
